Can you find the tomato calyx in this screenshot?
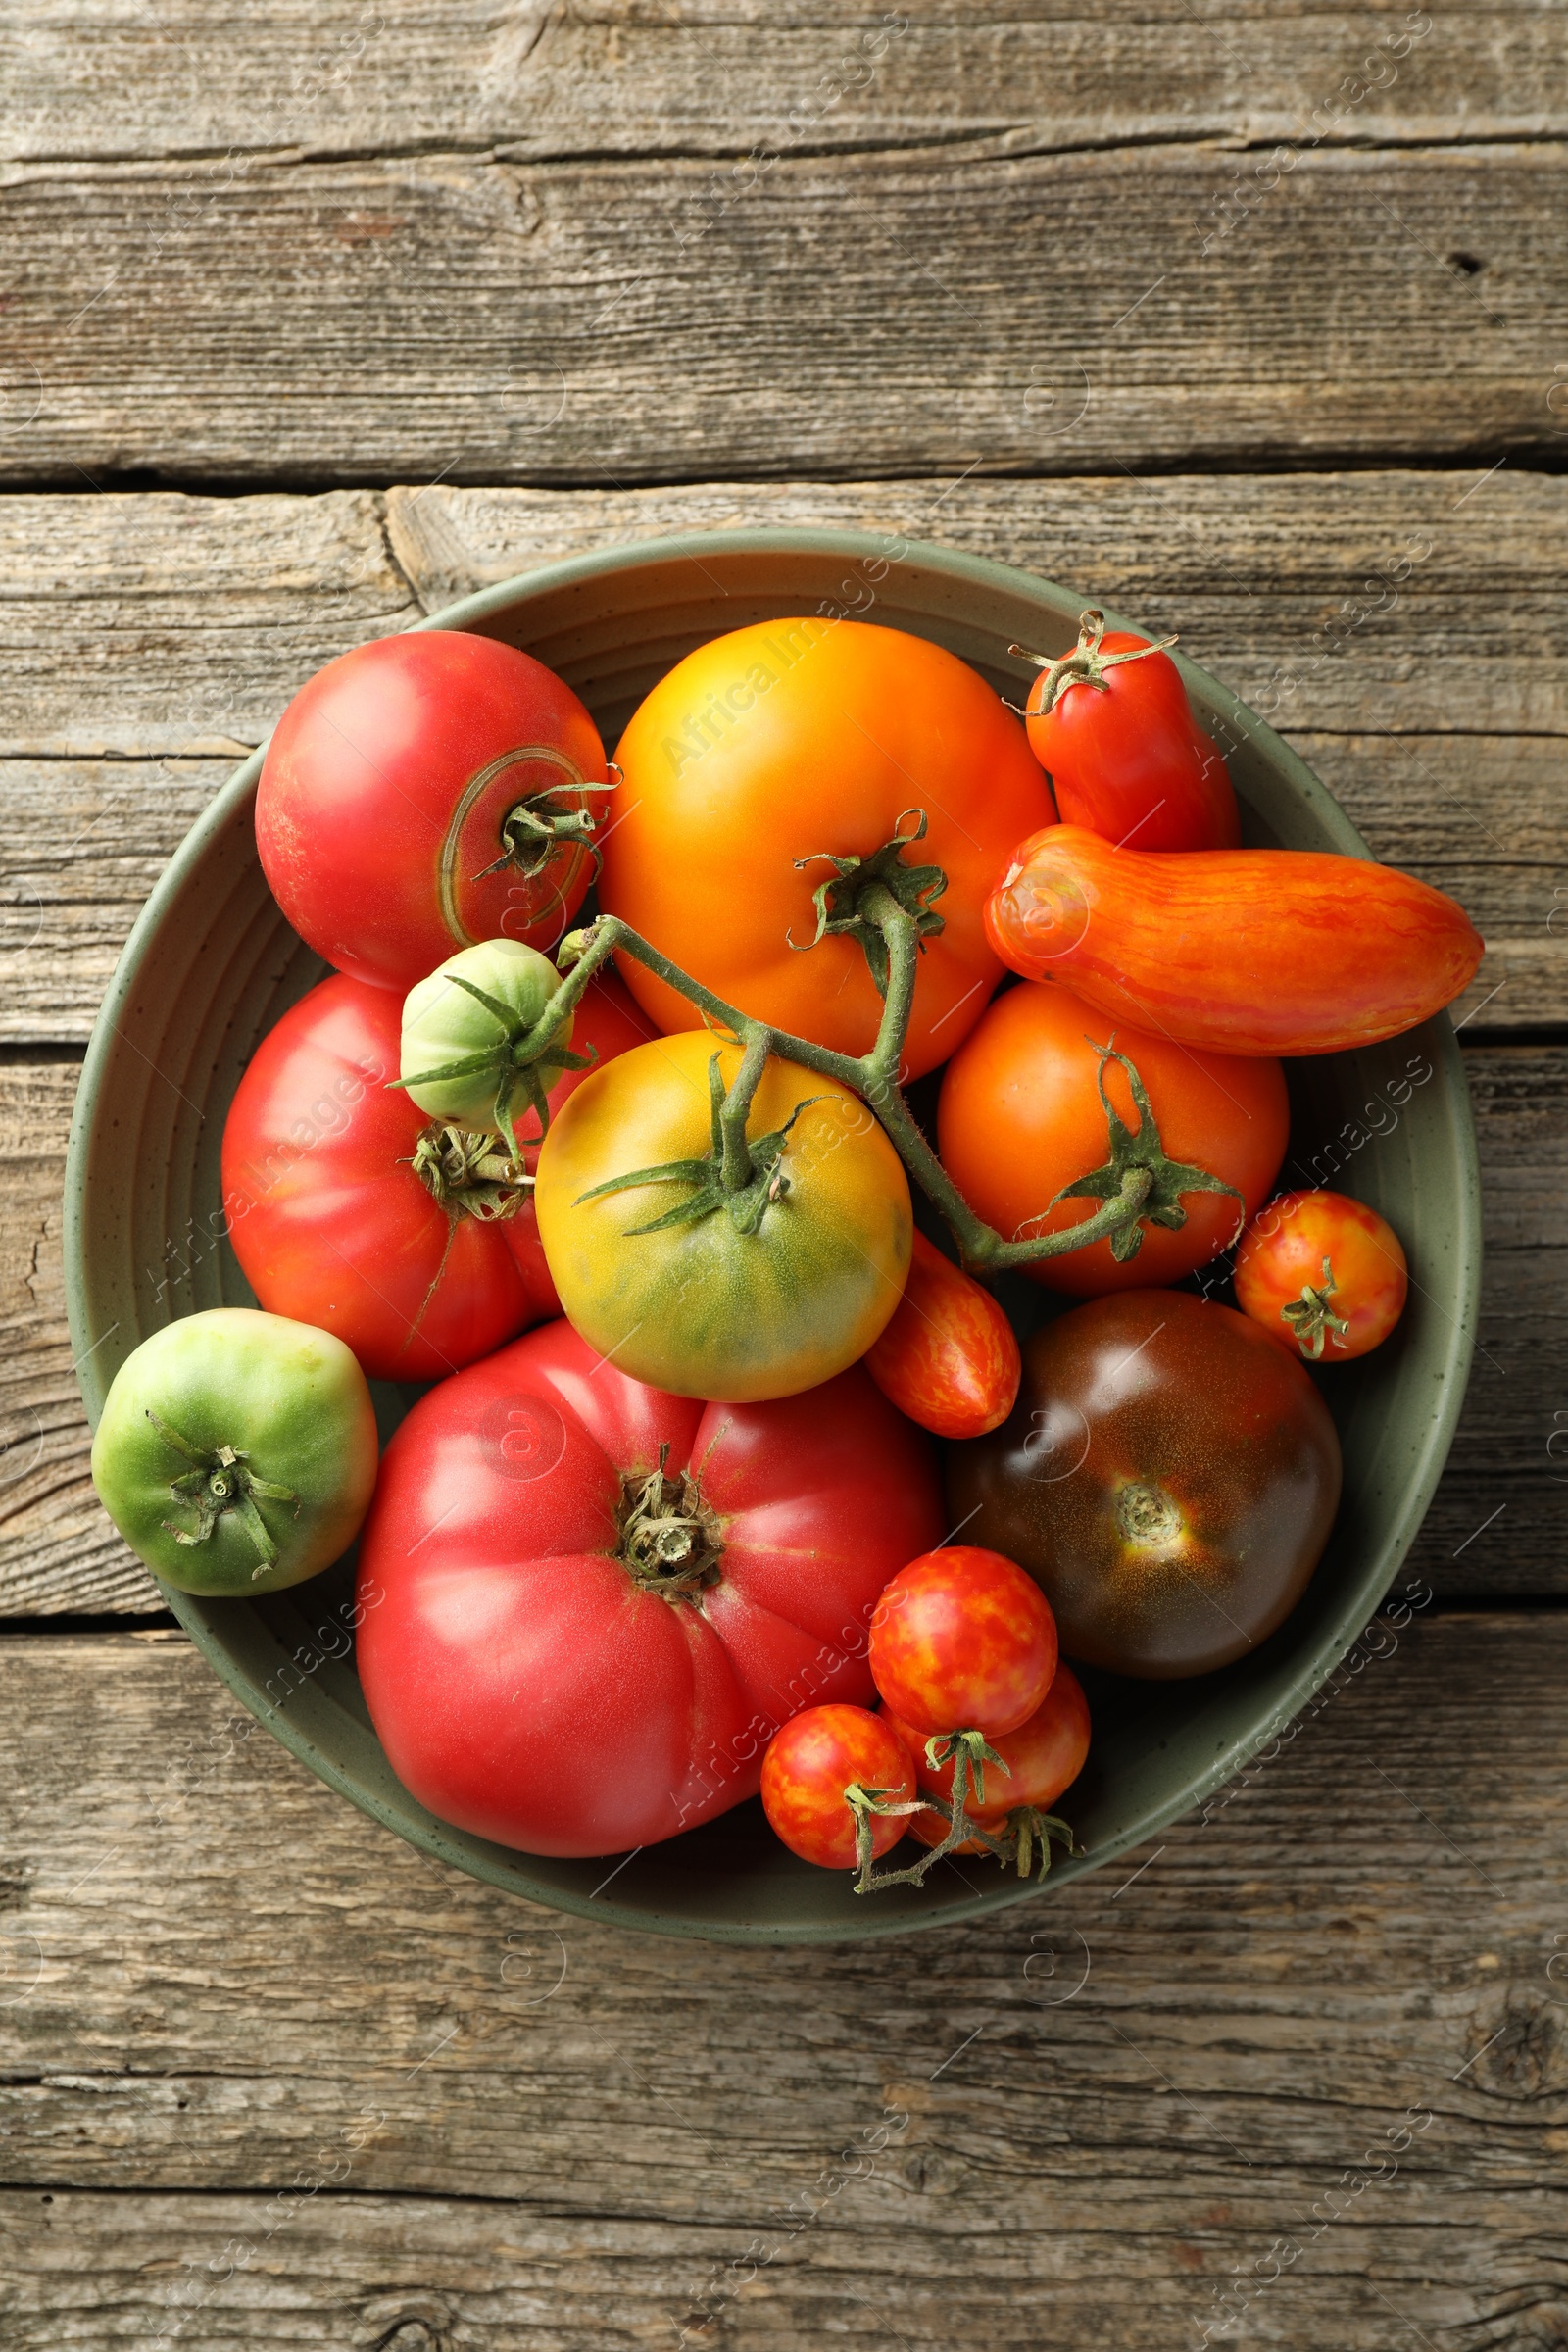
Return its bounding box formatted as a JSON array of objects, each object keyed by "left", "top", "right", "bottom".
[
  {"left": 616, "top": 1443, "right": 724, "bottom": 1597},
  {"left": 791, "top": 809, "right": 948, "bottom": 999},
  {"left": 146, "top": 1407, "right": 300, "bottom": 1577},
  {"left": 847, "top": 1728, "right": 1007, "bottom": 1893},
  {"left": 1279, "top": 1255, "right": 1351, "bottom": 1359},
  {"left": 574, "top": 1047, "right": 820, "bottom": 1240},
  {"left": 406, "top": 1123, "right": 535, "bottom": 1222},
  {"left": 469, "top": 760, "right": 621, "bottom": 887},
  {"left": 1046, "top": 1039, "right": 1244, "bottom": 1264},
  {"left": 1009, "top": 608, "right": 1180, "bottom": 719}
]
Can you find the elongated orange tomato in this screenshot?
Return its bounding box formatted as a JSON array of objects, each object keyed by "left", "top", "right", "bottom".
[
  {"left": 863, "top": 1229, "right": 1022, "bottom": 1439},
  {"left": 986, "top": 825, "right": 1484, "bottom": 1056}
]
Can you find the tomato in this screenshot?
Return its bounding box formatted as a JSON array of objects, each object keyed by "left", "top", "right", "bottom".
[
  {"left": 221, "top": 968, "right": 651, "bottom": 1381},
  {"left": 354, "top": 1323, "right": 944, "bottom": 1857},
  {"left": 869, "top": 1546, "right": 1057, "bottom": 1738},
  {"left": 937, "top": 980, "right": 1288, "bottom": 1296},
  {"left": 986, "top": 825, "right": 1484, "bottom": 1055},
  {"left": 534, "top": 1032, "right": 911, "bottom": 1402},
  {"left": 863, "top": 1229, "right": 1021, "bottom": 1437},
  {"left": 1014, "top": 610, "right": 1241, "bottom": 852},
  {"left": 761, "top": 1705, "right": 915, "bottom": 1870},
  {"left": 600, "top": 619, "right": 1054, "bottom": 1078},
  {"left": 401, "top": 937, "right": 577, "bottom": 1150},
  {"left": 947, "top": 1292, "right": 1342, "bottom": 1679},
  {"left": 256, "top": 631, "right": 608, "bottom": 995},
  {"left": 887, "top": 1662, "right": 1090, "bottom": 1824},
  {"left": 91, "top": 1309, "right": 377, "bottom": 1596},
  {"left": 1235, "top": 1190, "right": 1408, "bottom": 1361}
]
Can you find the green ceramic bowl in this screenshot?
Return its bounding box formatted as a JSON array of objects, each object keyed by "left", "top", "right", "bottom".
[{"left": 64, "top": 531, "right": 1481, "bottom": 1945}]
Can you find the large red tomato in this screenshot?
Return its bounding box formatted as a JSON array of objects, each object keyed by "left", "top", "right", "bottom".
[
  {"left": 354, "top": 1324, "right": 945, "bottom": 1857},
  {"left": 937, "top": 979, "right": 1289, "bottom": 1295},
  {"left": 221, "top": 969, "right": 651, "bottom": 1381},
  {"left": 256, "top": 631, "right": 608, "bottom": 994},
  {"left": 600, "top": 619, "right": 1054, "bottom": 1079}
]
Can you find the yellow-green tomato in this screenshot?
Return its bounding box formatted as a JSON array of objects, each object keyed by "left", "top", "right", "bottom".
[
  {"left": 90, "top": 1308, "right": 378, "bottom": 1596},
  {"left": 534, "top": 1034, "right": 912, "bottom": 1401},
  {"left": 400, "top": 937, "right": 571, "bottom": 1133}
]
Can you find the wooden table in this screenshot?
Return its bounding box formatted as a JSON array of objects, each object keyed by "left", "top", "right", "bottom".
[{"left": 3, "top": 7, "right": 1566, "bottom": 2343}]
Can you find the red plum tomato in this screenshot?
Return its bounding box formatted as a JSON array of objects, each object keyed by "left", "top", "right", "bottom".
[
  {"left": 1235, "top": 1189, "right": 1408, "bottom": 1361},
  {"left": 863, "top": 1229, "right": 1021, "bottom": 1439},
  {"left": 937, "top": 980, "right": 1288, "bottom": 1296},
  {"left": 869, "top": 1546, "right": 1058, "bottom": 1739},
  {"left": 221, "top": 968, "right": 650, "bottom": 1381},
  {"left": 354, "top": 1325, "right": 944, "bottom": 1858},
  {"left": 761, "top": 1705, "right": 915, "bottom": 1870},
  {"left": 256, "top": 631, "right": 608, "bottom": 994},
  {"left": 946, "top": 1292, "right": 1343, "bottom": 1679},
  {"left": 1017, "top": 612, "right": 1241, "bottom": 853}
]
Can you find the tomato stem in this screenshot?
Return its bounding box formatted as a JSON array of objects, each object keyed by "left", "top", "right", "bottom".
[
  {"left": 1280, "top": 1256, "right": 1351, "bottom": 1359},
  {"left": 1009, "top": 607, "right": 1180, "bottom": 718},
  {"left": 546, "top": 837, "right": 1225, "bottom": 1273}
]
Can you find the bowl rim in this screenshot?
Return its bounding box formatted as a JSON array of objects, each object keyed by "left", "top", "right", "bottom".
[{"left": 65, "top": 525, "right": 1483, "bottom": 1944}]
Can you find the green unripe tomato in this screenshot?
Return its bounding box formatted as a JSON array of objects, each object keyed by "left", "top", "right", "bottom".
[
  {"left": 400, "top": 937, "right": 572, "bottom": 1134},
  {"left": 90, "top": 1308, "right": 379, "bottom": 1596}
]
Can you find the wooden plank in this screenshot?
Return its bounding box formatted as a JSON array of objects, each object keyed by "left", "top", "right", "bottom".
[
  {"left": 1, "top": 141, "right": 1562, "bottom": 484},
  {"left": 1, "top": 475, "right": 1563, "bottom": 1037},
  {"left": 0, "top": 1616, "right": 1563, "bottom": 2346},
  {"left": 9, "top": 4, "right": 1567, "bottom": 166},
  {"left": 4, "top": 1043, "right": 1563, "bottom": 1616}
]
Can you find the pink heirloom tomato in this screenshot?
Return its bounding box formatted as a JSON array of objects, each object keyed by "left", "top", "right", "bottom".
[{"left": 354, "top": 1323, "right": 945, "bottom": 1857}]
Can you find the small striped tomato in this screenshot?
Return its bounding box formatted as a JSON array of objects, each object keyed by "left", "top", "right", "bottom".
[
  {"left": 761, "top": 1705, "right": 915, "bottom": 1870},
  {"left": 862, "top": 1230, "right": 1021, "bottom": 1439},
  {"left": 1235, "top": 1190, "right": 1408, "bottom": 1361},
  {"left": 869, "top": 1546, "right": 1057, "bottom": 1739},
  {"left": 888, "top": 1661, "right": 1091, "bottom": 1829}
]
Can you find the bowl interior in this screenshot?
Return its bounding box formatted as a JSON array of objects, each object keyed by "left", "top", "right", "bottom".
[{"left": 64, "top": 531, "right": 1480, "bottom": 1945}]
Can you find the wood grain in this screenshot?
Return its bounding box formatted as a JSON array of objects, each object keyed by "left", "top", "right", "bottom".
[
  {"left": 9, "top": 4, "right": 1567, "bottom": 166},
  {"left": 0, "top": 139, "right": 1561, "bottom": 484},
  {"left": 1, "top": 475, "right": 1562, "bottom": 1039},
  {"left": 0, "top": 1616, "right": 1562, "bottom": 2346},
  {"left": 3, "top": 1042, "right": 1561, "bottom": 1618}
]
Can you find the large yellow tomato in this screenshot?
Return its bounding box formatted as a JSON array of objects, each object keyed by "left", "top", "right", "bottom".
[
  {"left": 534, "top": 1034, "right": 912, "bottom": 1401},
  {"left": 600, "top": 619, "right": 1054, "bottom": 1080}
]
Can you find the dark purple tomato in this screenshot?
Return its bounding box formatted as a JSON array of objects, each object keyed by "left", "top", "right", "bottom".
[{"left": 945, "top": 1291, "right": 1342, "bottom": 1680}]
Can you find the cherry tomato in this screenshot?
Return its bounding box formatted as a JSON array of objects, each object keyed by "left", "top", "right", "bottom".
[
  {"left": 947, "top": 1292, "right": 1343, "bottom": 1679},
  {"left": 937, "top": 979, "right": 1288, "bottom": 1296},
  {"left": 221, "top": 969, "right": 650, "bottom": 1380},
  {"left": 987, "top": 825, "right": 1484, "bottom": 1056},
  {"left": 886, "top": 1662, "right": 1091, "bottom": 1824},
  {"left": 1235, "top": 1190, "right": 1408, "bottom": 1361},
  {"left": 1014, "top": 610, "right": 1241, "bottom": 852},
  {"left": 356, "top": 1327, "right": 943, "bottom": 1857},
  {"left": 862, "top": 1229, "right": 1021, "bottom": 1438},
  {"left": 761, "top": 1705, "right": 915, "bottom": 1870},
  {"left": 535, "top": 1034, "right": 911, "bottom": 1402},
  {"left": 256, "top": 630, "right": 608, "bottom": 995},
  {"left": 869, "top": 1546, "right": 1057, "bottom": 1738},
  {"left": 601, "top": 618, "right": 1054, "bottom": 1078}
]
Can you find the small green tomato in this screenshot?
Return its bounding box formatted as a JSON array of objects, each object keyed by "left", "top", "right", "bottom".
[
  {"left": 90, "top": 1308, "right": 378, "bottom": 1597},
  {"left": 400, "top": 938, "right": 576, "bottom": 1147}
]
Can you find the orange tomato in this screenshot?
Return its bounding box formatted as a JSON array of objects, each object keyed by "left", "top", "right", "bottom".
[
  {"left": 868, "top": 1546, "right": 1057, "bottom": 1739},
  {"left": 602, "top": 619, "right": 1054, "bottom": 1079},
  {"left": 1235, "top": 1189, "right": 1408, "bottom": 1361},
  {"left": 863, "top": 1230, "right": 1021, "bottom": 1439},
  {"left": 937, "top": 979, "right": 1289, "bottom": 1296}
]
